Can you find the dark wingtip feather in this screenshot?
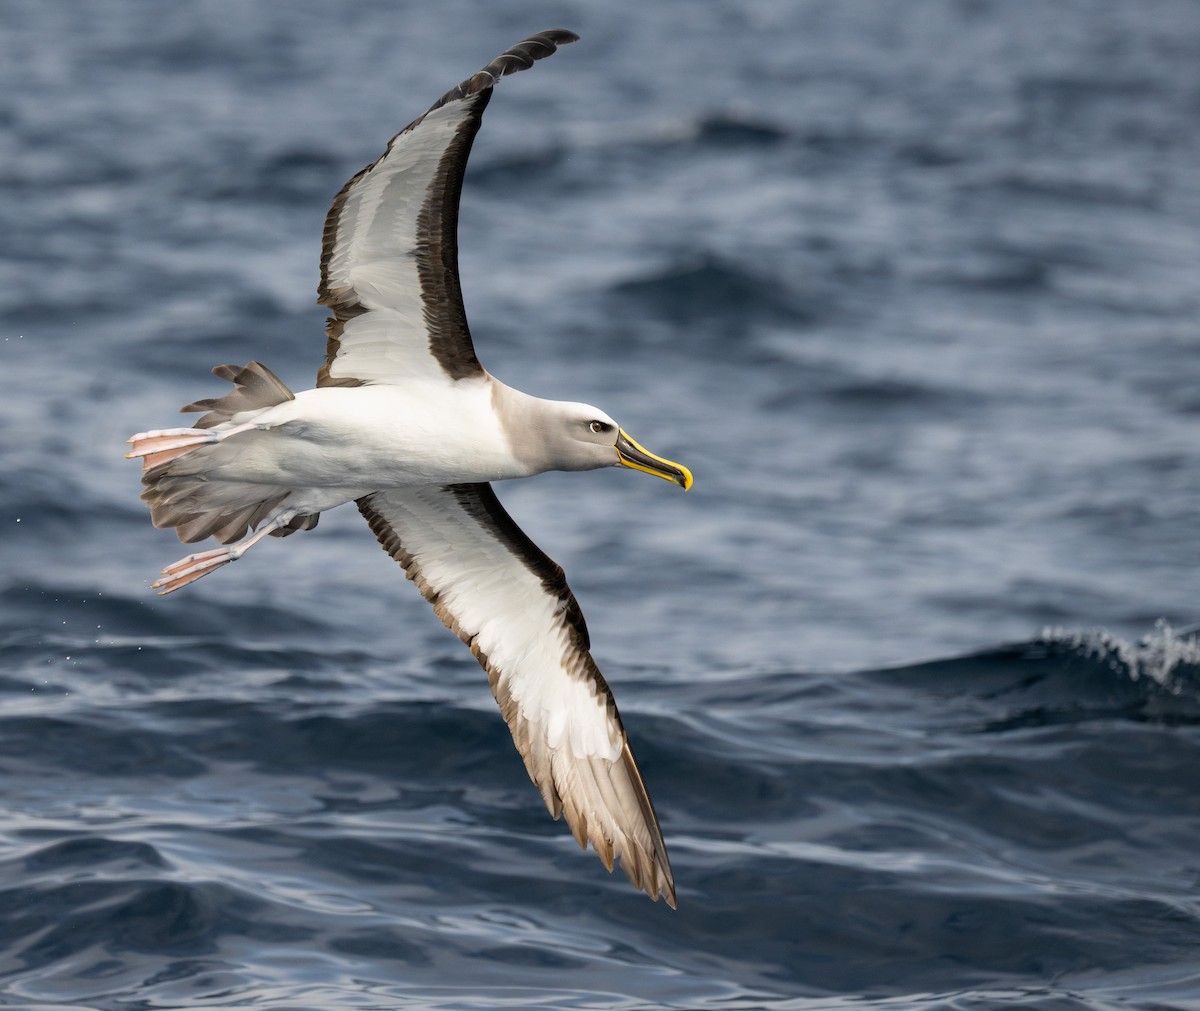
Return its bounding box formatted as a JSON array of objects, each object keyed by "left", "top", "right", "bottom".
[{"left": 430, "top": 29, "right": 581, "bottom": 112}]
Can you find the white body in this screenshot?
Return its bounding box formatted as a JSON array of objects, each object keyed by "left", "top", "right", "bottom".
[{"left": 213, "top": 380, "right": 527, "bottom": 492}]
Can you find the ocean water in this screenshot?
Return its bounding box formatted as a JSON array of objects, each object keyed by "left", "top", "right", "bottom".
[{"left": 3, "top": 1, "right": 1200, "bottom": 1008}]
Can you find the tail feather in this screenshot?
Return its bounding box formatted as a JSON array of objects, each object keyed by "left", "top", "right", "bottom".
[
  {"left": 136, "top": 361, "right": 314, "bottom": 546},
  {"left": 178, "top": 495, "right": 288, "bottom": 544},
  {"left": 182, "top": 361, "right": 295, "bottom": 430},
  {"left": 144, "top": 473, "right": 288, "bottom": 544}
]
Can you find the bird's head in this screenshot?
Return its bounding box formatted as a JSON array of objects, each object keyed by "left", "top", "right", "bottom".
[{"left": 543, "top": 401, "right": 692, "bottom": 490}]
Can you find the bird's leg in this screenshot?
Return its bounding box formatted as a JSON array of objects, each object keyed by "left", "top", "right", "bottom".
[
  {"left": 152, "top": 510, "right": 298, "bottom": 595},
  {"left": 125, "top": 421, "right": 260, "bottom": 472}
]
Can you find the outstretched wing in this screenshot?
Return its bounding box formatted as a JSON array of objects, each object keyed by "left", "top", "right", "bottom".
[
  {"left": 317, "top": 29, "right": 579, "bottom": 388},
  {"left": 358, "top": 484, "right": 676, "bottom": 907}
]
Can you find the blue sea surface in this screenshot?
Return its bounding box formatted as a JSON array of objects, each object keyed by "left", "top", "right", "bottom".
[{"left": 3, "top": 1, "right": 1200, "bottom": 1008}]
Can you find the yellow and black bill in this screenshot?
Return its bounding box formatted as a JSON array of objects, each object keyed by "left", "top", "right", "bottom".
[{"left": 615, "top": 430, "right": 693, "bottom": 490}]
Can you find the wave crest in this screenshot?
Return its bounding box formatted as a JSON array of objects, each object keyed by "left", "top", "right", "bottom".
[{"left": 1036, "top": 619, "right": 1200, "bottom": 694}]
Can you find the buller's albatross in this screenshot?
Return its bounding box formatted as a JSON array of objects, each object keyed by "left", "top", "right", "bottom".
[{"left": 125, "top": 30, "right": 689, "bottom": 906}]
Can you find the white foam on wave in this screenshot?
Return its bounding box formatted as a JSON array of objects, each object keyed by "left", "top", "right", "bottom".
[{"left": 1036, "top": 619, "right": 1200, "bottom": 692}]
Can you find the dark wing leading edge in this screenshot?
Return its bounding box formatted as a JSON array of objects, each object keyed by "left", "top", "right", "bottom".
[
  {"left": 316, "top": 29, "right": 579, "bottom": 388},
  {"left": 358, "top": 485, "right": 676, "bottom": 907}
]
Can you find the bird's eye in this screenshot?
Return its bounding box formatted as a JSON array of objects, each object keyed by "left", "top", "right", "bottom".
[{"left": 589, "top": 420, "right": 609, "bottom": 434}]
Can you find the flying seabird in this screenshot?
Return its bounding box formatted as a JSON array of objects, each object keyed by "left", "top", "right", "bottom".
[{"left": 125, "top": 29, "right": 689, "bottom": 907}]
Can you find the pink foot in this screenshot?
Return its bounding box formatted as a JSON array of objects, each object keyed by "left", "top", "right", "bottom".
[
  {"left": 152, "top": 547, "right": 235, "bottom": 595},
  {"left": 147, "top": 508, "right": 296, "bottom": 595},
  {"left": 126, "top": 429, "right": 216, "bottom": 471}
]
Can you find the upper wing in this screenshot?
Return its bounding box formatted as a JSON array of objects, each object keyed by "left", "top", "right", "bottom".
[
  {"left": 317, "top": 29, "right": 579, "bottom": 388},
  {"left": 358, "top": 484, "right": 676, "bottom": 907}
]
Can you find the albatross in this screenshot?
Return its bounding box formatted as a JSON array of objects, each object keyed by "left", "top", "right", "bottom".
[{"left": 125, "top": 29, "right": 689, "bottom": 907}]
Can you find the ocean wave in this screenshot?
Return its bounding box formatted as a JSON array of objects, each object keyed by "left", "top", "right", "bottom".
[
  {"left": 3, "top": 620, "right": 1200, "bottom": 1006},
  {"left": 1037, "top": 621, "right": 1200, "bottom": 691}
]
